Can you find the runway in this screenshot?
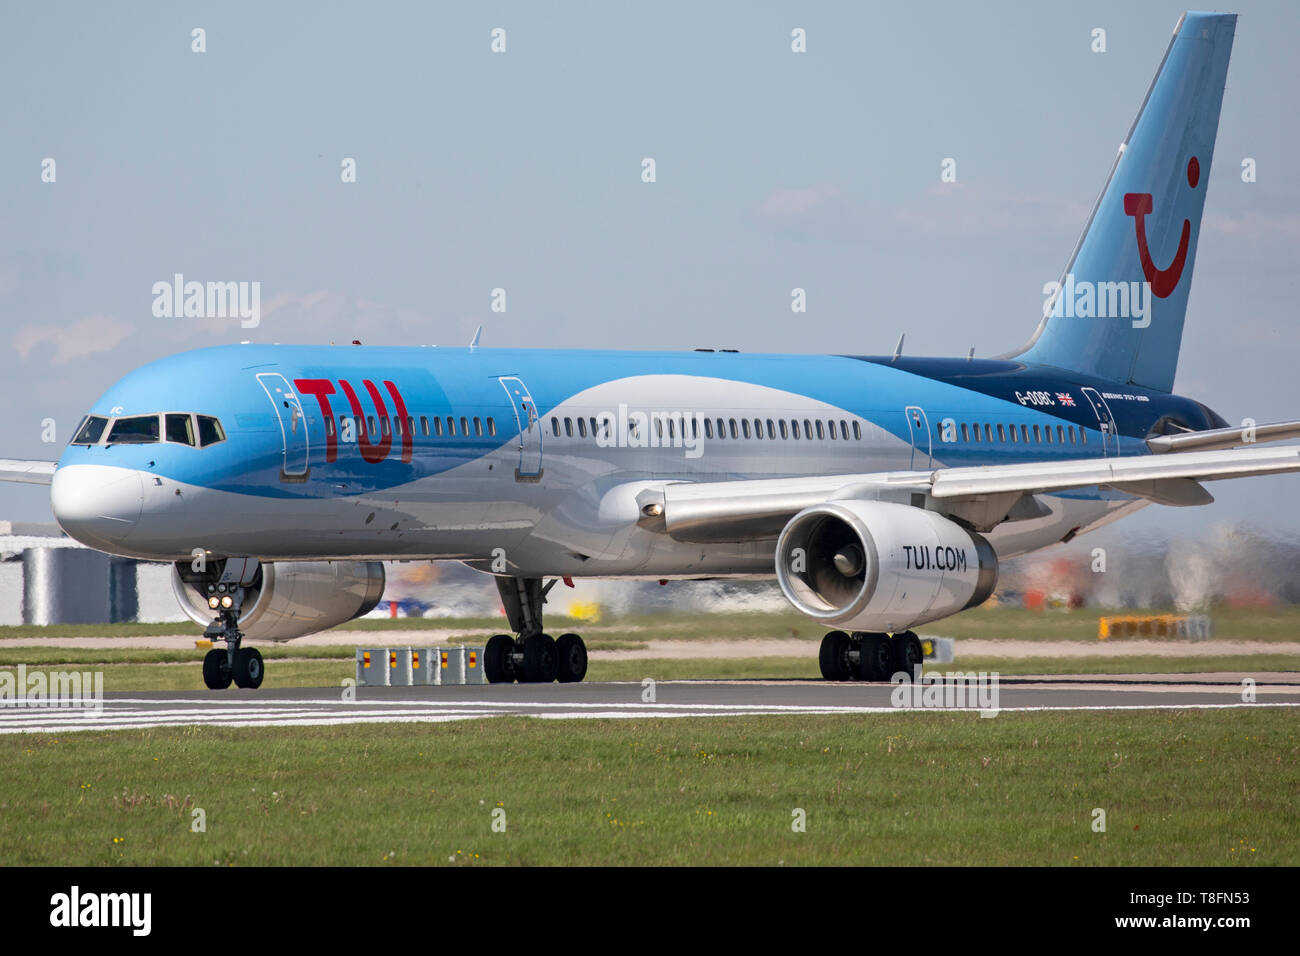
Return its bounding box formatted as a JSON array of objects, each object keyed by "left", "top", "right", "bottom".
[{"left": 1, "top": 673, "right": 1298, "bottom": 733}]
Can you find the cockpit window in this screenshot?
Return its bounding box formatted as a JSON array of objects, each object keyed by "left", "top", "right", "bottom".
[
  {"left": 107, "top": 415, "right": 161, "bottom": 444},
  {"left": 166, "top": 413, "right": 196, "bottom": 446},
  {"left": 197, "top": 415, "right": 226, "bottom": 447},
  {"left": 71, "top": 416, "right": 108, "bottom": 445}
]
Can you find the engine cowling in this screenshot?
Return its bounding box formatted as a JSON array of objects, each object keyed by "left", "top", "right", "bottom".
[
  {"left": 775, "top": 500, "right": 997, "bottom": 632},
  {"left": 172, "top": 560, "right": 386, "bottom": 641}
]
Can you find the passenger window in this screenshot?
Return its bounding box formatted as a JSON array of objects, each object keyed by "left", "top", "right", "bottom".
[
  {"left": 71, "top": 416, "right": 108, "bottom": 446},
  {"left": 488, "top": 417, "right": 497, "bottom": 437},
  {"left": 704, "top": 418, "right": 714, "bottom": 439},
  {"left": 729, "top": 419, "right": 738, "bottom": 439},
  {"left": 753, "top": 418, "right": 762, "bottom": 439},
  {"left": 961, "top": 423, "right": 969, "bottom": 442},
  {"left": 166, "top": 413, "right": 195, "bottom": 446},
  {"left": 196, "top": 415, "right": 225, "bottom": 447},
  {"left": 551, "top": 417, "right": 559, "bottom": 435},
  {"left": 779, "top": 420, "right": 788, "bottom": 440},
  {"left": 473, "top": 417, "right": 482, "bottom": 437},
  {"left": 792, "top": 420, "right": 801, "bottom": 439},
  {"left": 815, "top": 421, "right": 825, "bottom": 440},
  {"left": 420, "top": 416, "right": 430, "bottom": 437},
  {"left": 1021, "top": 424, "right": 1030, "bottom": 443},
  {"left": 381, "top": 417, "right": 391, "bottom": 438},
  {"left": 984, "top": 424, "right": 993, "bottom": 442},
  {"left": 803, "top": 419, "right": 813, "bottom": 439},
  {"left": 1045, "top": 426, "right": 1054, "bottom": 444},
  {"left": 1033, "top": 425, "right": 1041, "bottom": 443},
  {"left": 460, "top": 417, "right": 469, "bottom": 437},
  {"left": 325, "top": 416, "right": 336, "bottom": 438},
  {"left": 852, "top": 421, "right": 861, "bottom": 440},
  {"left": 1081, "top": 428, "right": 1087, "bottom": 445},
  {"left": 566, "top": 418, "right": 574, "bottom": 438},
  {"left": 577, "top": 417, "right": 587, "bottom": 438},
  {"left": 972, "top": 424, "right": 981, "bottom": 443},
  {"left": 996, "top": 424, "right": 1006, "bottom": 443},
  {"left": 742, "top": 419, "right": 751, "bottom": 439},
  {"left": 447, "top": 417, "right": 456, "bottom": 437},
  {"left": 1009, "top": 425, "right": 1018, "bottom": 443},
  {"left": 1057, "top": 425, "right": 1065, "bottom": 444}
]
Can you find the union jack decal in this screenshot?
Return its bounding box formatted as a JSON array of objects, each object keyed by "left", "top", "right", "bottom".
[{"left": 1056, "top": 392, "right": 1076, "bottom": 407}]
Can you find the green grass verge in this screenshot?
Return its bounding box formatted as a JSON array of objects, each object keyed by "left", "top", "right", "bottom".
[
  {"left": 4, "top": 654, "right": 1296, "bottom": 693},
  {"left": 5, "top": 604, "right": 1300, "bottom": 644},
  {"left": 3, "top": 709, "right": 1295, "bottom": 865}
]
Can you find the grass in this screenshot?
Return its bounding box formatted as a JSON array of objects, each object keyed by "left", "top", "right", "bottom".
[
  {"left": 2, "top": 709, "right": 1295, "bottom": 866},
  {"left": 5, "top": 604, "right": 1300, "bottom": 644},
  {"left": 3, "top": 652, "right": 1295, "bottom": 693}
]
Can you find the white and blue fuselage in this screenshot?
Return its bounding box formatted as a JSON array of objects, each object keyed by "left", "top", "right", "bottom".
[{"left": 51, "top": 343, "right": 1225, "bottom": 576}]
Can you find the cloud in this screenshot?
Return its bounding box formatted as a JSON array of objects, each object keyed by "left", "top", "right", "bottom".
[
  {"left": 757, "top": 181, "right": 1091, "bottom": 246},
  {"left": 12, "top": 314, "right": 134, "bottom": 365},
  {"left": 1203, "top": 210, "right": 1300, "bottom": 242}
]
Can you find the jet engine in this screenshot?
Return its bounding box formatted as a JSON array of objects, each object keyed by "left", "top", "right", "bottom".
[
  {"left": 172, "top": 559, "right": 386, "bottom": 641},
  {"left": 775, "top": 500, "right": 997, "bottom": 632}
]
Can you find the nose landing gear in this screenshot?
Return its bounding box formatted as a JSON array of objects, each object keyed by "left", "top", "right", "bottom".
[{"left": 201, "top": 599, "right": 264, "bottom": 690}]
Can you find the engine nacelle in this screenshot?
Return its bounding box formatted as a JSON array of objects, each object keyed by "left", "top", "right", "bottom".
[
  {"left": 172, "top": 560, "right": 386, "bottom": 641},
  {"left": 775, "top": 500, "right": 997, "bottom": 632}
]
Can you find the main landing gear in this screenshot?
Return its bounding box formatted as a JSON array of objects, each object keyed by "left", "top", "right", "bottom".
[
  {"left": 201, "top": 597, "right": 264, "bottom": 691},
  {"left": 818, "top": 629, "right": 924, "bottom": 682},
  {"left": 484, "top": 577, "right": 588, "bottom": 684}
]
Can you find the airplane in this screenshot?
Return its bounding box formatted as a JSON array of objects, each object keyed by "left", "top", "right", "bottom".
[{"left": 4, "top": 11, "right": 1296, "bottom": 691}]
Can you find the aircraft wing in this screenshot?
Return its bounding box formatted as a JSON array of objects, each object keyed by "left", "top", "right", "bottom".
[
  {"left": 644, "top": 444, "right": 1300, "bottom": 542},
  {"left": 0, "top": 459, "right": 57, "bottom": 485}
]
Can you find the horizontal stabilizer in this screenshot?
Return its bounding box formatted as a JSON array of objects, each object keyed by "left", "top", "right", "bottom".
[{"left": 1147, "top": 420, "right": 1300, "bottom": 454}]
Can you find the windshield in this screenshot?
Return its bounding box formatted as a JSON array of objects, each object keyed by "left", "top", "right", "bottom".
[
  {"left": 70, "top": 416, "right": 108, "bottom": 445},
  {"left": 107, "top": 415, "right": 161, "bottom": 444}
]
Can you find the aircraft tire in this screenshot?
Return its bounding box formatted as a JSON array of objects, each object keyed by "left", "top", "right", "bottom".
[
  {"left": 818, "top": 630, "right": 853, "bottom": 681},
  {"left": 484, "top": 634, "right": 515, "bottom": 684},
  {"left": 521, "top": 632, "right": 558, "bottom": 683},
  {"left": 892, "top": 631, "right": 924, "bottom": 681},
  {"left": 203, "top": 649, "right": 233, "bottom": 690},
  {"left": 858, "top": 633, "right": 893, "bottom": 682},
  {"left": 232, "top": 647, "right": 264, "bottom": 689},
  {"left": 555, "top": 633, "right": 588, "bottom": 683}
]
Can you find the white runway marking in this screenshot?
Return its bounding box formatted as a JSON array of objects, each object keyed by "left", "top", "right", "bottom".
[{"left": 0, "top": 697, "right": 1296, "bottom": 734}]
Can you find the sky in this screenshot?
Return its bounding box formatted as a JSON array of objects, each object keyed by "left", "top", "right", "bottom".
[{"left": 2, "top": 1, "right": 1298, "bottom": 540}]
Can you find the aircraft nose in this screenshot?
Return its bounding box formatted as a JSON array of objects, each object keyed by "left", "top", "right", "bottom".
[{"left": 51, "top": 464, "right": 144, "bottom": 551}]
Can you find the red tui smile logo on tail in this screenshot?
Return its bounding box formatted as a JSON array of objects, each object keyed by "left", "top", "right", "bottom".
[{"left": 1123, "top": 156, "right": 1199, "bottom": 298}]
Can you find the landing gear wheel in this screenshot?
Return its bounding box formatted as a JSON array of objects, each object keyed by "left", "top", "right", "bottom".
[
  {"left": 202, "top": 648, "right": 232, "bottom": 690},
  {"left": 858, "top": 633, "right": 893, "bottom": 682},
  {"left": 231, "top": 647, "right": 264, "bottom": 689},
  {"left": 555, "top": 633, "right": 588, "bottom": 683},
  {"left": 484, "top": 634, "right": 516, "bottom": 684},
  {"left": 521, "top": 633, "right": 558, "bottom": 683},
  {"left": 892, "top": 631, "right": 924, "bottom": 681},
  {"left": 819, "top": 630, "right": 853, "bottom": 681}
]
